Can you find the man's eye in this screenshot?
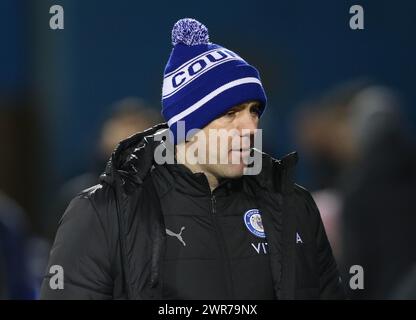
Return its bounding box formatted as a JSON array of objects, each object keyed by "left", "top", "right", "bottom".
[
  {"left": 251, "top": 106, "right": 260, "bottom": 116},
  {"left": 226, "top": 111, "right": 236, "bottom": 117}
]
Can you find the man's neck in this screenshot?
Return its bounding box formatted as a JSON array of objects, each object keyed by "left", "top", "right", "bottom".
[
  {"left": 185, "top": 163, "right": 219, "bottom": 191},
  {"left": 175, "top": 148, "right": 219, "bottom": 191}
]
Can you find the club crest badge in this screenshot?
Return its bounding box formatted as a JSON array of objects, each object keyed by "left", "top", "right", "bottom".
[{"left": 243, "top": 209, "right": 266, "bottom": 238}]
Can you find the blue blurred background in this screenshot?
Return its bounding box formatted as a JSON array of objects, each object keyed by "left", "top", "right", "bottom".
[{"left": 1, "top": 0, "right": 416, "bottom": 299}]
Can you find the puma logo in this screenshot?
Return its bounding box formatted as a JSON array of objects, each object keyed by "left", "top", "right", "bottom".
[{"left": 165, "top": 226, "right": 186, "bottom": 246}]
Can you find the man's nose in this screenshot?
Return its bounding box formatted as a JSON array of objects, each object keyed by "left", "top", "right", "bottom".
[
  {"left": 235, "top": 111, "right": 258, "bottom": 149},
  {"left": 237, "top": 110, "right": 258, "bottom": 134}
]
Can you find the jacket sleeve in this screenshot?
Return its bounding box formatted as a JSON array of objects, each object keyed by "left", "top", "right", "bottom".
[
  {"left": 40, "top": 194, "right": 113, "bottom": 299},
  {"left": 300, "top": 187, "right": 346, "bottom": 299}
]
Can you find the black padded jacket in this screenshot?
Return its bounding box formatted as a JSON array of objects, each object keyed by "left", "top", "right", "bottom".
[{"left": 40, "top": 124, "right": 345, "bottom": 300}]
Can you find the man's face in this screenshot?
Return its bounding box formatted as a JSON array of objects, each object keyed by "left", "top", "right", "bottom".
[{"left": 177, "top": 100, "right": 261, "bottom": 179}]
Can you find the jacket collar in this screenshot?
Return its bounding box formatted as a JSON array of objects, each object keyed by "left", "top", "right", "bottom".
[{"left": 151, "top": 162, "right": 243, "bottom": 198}]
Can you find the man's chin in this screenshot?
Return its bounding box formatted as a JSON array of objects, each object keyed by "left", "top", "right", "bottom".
[{"left": 221, "top": 163, "right": 246, "bottom": 179}]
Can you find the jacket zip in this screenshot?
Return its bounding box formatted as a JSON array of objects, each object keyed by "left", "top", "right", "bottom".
[{"left": 210, "top": 193, "right": 235, "bottom": 298}]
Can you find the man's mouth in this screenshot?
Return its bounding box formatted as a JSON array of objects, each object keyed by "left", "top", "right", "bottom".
[{"left": 230, "top": 148, "right": 251, "bottom": 158}]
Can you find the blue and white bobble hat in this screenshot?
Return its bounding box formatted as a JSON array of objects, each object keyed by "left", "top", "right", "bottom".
[{"left": 162, "top": 18, "right": 267, "bottom": 144}]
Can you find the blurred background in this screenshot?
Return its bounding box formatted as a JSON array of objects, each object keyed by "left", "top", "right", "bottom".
[{"left": 1, "top": 0, "right": 415, "bottom": 299}]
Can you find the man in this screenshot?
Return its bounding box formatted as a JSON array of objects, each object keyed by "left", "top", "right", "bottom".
[{"left": 40, "top": 18, "right": 344, "bottom": 300}]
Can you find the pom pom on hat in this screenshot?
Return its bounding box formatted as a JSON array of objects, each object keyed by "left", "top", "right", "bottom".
[{"left": 171, "top": 18, "right": 210, "bottom": 46}]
